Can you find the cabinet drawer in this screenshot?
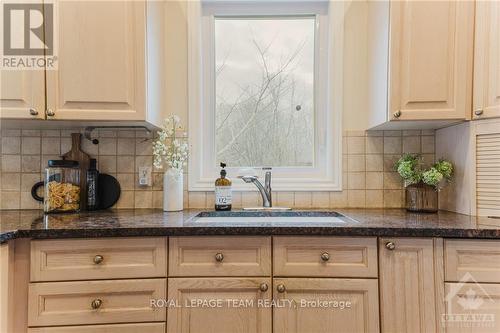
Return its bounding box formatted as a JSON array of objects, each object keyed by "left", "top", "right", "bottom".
[
  {"left": 28, "top": 279, "right": 166, "bottom": 327},
  {"left": 445, "top": 239, "right": 500, "bottom": 283},
  {"left": 169, "top": 237, "right": 271, "bottom": 276},
  {"left": 31, "top": 237, "right": 167, "bottom": 281},
  {"left": 28, "top": 323, "right": 165, "bottom": 333},
  {"left": 444, "top": 283, "right": 500, "bottom": 332},
  {"left": 274, "top": 237, "right": 378, "bottom": 277}
]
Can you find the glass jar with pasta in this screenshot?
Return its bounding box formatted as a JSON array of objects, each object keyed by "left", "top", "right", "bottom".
[{"left": 31, "top": 160, "right": 81, "bottom": 213}]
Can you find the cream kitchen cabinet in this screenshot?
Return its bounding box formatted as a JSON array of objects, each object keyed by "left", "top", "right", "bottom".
[
  {"left": 379, "top": 238, "right": 445, "bottom": 333},
  {"left": 273, "top": 278, "right": 379, "bottom": 333},
  {"left": 443, "top": 239, "right": 500, "bottom": 333},
  {"left": 0, "top": 0, "right": 166, "bottom": 127},
  {"left": 273, "top": 236, "right": 378, "bottom": 278},
  {"left": 169, "top": 236, "right": 271, "bottom": 277},
  {"left": 28, "top": 279, "right": 166, "bottom": 326},
  {"left": 388, "top": 0, "right": 474, "bottom": 121},
  {"left": 12, "top": 235, "right": 500, "bottom": 333},
  {"left": 30, "top": 237, "right": 167, "bottom": 281},
  {"left": 445, "top": 239, "right": 500, "bottom": 284},
  {"left": 0, "top": 243, "right": 14, "bottom": 333},
  {"left": 1, "top": 239, "right": 30, "bottom": 333},
  {"left": 0, "top": 0, "right": 44, "bottom": 120},
  {"left": 26, "top": 237, "right": 167, "bottom": 332},
  {"left": 436, "top": 118, "right": 500, "bottom": 217},
  {"left": 45, "top": 1, "right": 145, "bottom": 121},
  {"left": 473, "top": 0, "right": 500, "bottom": 120},
  {"left": 368, "top": 0, "right": 474, "bottom": 129},
  {"left": 28, "top": 323, "right": 166, "bottom": 333},
  {"left": 167, "top": 237, "right": 272, "bottom": 333},
  {"left": 167, "top": 278, "right": 272, "bottom": 333},
  {"left": 273, "top": 236, "right": 380, "bottom": 333},
  {"left": 444, "top": 283, "right": 500, "bottom": 333},
  {"left": 0, "top": 70, "right": 45, "bottom": 120}
]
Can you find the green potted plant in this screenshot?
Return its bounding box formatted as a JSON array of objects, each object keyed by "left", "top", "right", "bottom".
[{"left": 394, "top": 154, "right": 453, "bottom": 212}]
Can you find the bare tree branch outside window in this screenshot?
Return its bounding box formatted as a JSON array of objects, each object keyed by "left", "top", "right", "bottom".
[{"left": 215, "top": 17, "right": 315, "bottom": 167}]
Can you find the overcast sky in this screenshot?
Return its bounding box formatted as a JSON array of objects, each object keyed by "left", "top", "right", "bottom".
[{"left": 215, "top": 17, "right": 315, "bottom": 106}]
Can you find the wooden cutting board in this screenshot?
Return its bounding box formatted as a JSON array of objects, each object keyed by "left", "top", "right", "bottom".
[{"left": 62, "top": 133, "right": 90, "bottom": 211}]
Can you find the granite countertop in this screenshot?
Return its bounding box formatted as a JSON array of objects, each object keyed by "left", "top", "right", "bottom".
[{"left": 1, "top": 208, "right": 499, "bottom": 243}]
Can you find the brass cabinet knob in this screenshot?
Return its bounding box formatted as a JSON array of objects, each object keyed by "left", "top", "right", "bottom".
[
  {"left": 46, "top": 109, "right": 55, "bottom": 117},
  {"left": 385, "top": 241, "right": 396, "bottom": 251},
  {"left": 320, "top": 252, "right": 330, "bottom": 262},
  {"left": 215, "top": 253, "right": 224, "bottom": 262},
  {"left": 474, "top": 109, "right": 484, "bottom": 116},
  {"left": 91, "top": 298, "right": 102, "bottom": 310},
  {"left": 93, "top": 255, "right": 104, "bottom": 265},
  {"left": 259, "top": 283, "right": 269, "bottom": 292},
  {"left": 276, "top": 284, "right": 286, "bottom": 293},
  {"left": 29, "top": 108, "right": 38, "bottom": 116},
  {"left": 393, "top": 110, "right": 402, "bottom": 118}
]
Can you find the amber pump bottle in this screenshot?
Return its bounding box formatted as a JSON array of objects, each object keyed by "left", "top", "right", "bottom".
[{"left": 215, "top": 163, "right": 232, "bottom": 211}]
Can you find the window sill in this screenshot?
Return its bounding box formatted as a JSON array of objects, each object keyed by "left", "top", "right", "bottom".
[{"left": 188, "top": 177, "right": 342, "bottom": 192}]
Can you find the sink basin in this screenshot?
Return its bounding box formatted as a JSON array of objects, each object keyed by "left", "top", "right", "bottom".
[{"left": 192, "top": 211, "right": 349, "bottom": 224}]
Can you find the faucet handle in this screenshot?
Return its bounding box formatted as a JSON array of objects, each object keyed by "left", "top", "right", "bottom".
[
  {"left": 263, "top": 168, "right": 272, "bottom": 185},
  {"left": 262, "top": 167, "right": 272, "bottom": 180},
  {"left": 263, "top": 168, "right": 272, "bottom": 207}
]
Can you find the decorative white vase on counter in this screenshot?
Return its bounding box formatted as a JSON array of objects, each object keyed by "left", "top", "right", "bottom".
[{"left": 163, "top": 169, "right": 183, "bottom": 211}]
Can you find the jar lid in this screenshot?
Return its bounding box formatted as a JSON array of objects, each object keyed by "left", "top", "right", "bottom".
[{"left": 48, "top": 160, "right": 79, "bottom": 168}]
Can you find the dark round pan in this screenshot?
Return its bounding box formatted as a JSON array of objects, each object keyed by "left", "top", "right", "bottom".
[{"left": 98, "top": 174, "right": 121, "bottom": 209}]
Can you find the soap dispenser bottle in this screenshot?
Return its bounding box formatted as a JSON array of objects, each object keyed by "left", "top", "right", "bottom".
[{"left": 215, "top": 162, "right": 232, "bottom": 211}]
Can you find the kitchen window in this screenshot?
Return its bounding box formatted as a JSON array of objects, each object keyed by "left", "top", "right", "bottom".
[{"left": 188, "top": 0, "right": 343, "bottom": 191}]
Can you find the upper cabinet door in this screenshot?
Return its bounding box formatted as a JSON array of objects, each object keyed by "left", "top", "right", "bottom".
[
  {"left": 0, "top": 0, "right": 45, "bottom": 120},
  {"left": 0, "top": 70, "right": 45, "bottom": 119},
  {"left": 473, "top": 1, "right": 500, "bottom": 120},
  {"left": 388, "top": 0, "right": 474, "bottom": 121},
  {"left": 45, "top": 1, "right": 146, "bottom": 121}
]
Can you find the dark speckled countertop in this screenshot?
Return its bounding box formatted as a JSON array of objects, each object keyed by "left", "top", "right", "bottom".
[{"left": 1, "top": 209, "right": 499, "bottom": 244}]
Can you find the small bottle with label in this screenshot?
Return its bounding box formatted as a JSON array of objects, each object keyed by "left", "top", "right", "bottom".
[
  {"left": 86, "top": 159, "right": 99, "bottom": 211},
  {"left": 215, "top": 162, "right": 232, "bottom": 211}
]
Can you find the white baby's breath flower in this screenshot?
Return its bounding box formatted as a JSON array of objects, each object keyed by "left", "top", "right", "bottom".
[{"left": 153, "top": 114, "right": 189, "bottom": 173}]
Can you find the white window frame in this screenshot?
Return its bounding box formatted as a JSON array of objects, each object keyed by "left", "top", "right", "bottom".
[{"left": 188, "top": 0, "right": 343, "bottom": 191}]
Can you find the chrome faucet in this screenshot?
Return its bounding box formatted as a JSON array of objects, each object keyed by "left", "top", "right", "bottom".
[{"left": 241, "top": 168, "right": 272, "bottom": 207}]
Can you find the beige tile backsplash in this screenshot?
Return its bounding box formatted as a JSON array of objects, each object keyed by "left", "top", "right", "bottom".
[{"left": 0, "top": 128, "right": 435, "bottom": 210}]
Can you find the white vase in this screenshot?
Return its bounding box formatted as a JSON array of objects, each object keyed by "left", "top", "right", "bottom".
[{"left": 163, "top": 169, "right": 183, "bottom": 211}]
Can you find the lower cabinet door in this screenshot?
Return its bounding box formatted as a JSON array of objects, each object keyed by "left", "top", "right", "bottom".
[
  {"left": 28, "top": 323, "right": 165, "bottom": 333},
  {"left": 0, "top": 243, "right": 14, "bottom": 333},
  {"left": 167, "top": 278, "right": 272, "bottom": 333},
  {"left": 273, "top": 278, "right": 380, "bottom": 333},
  {"left": 444, "top": 283, "right": 500, "bottom": 333},
  {"left": 379, "top": 238, "right": 444, "bottom": 333}
]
